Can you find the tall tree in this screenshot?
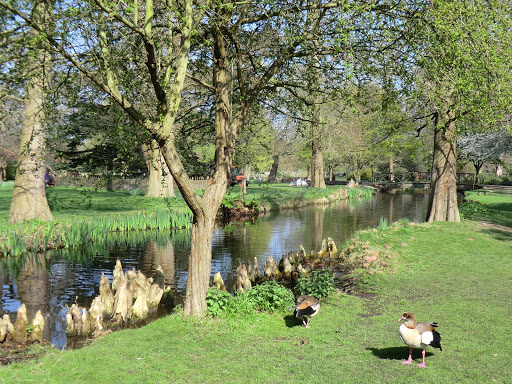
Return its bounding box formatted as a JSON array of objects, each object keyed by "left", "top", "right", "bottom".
[
  {"left": 7, "top": 1, "right": 53, "bottom": 222},
  {"left": 1, "top": 0, "right": 353, "bottom": 314},
  {"left": 412, "top": 1, "right": 512, "bottom": 221}
]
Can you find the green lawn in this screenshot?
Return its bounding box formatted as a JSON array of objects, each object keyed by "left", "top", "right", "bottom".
[
  {"left": 1, "top": 188, "right": 511, "bottom": 383},
  {"left": 0, "top": 183, "right": 353, "bottom": 222}
]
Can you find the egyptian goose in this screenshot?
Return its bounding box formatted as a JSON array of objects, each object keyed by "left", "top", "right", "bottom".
[
  {"left": 398, "top": 312, "right": 442, "bottom": 368},
  {"left": 294, "top": 295, "right": 320, "bottom": 328}
]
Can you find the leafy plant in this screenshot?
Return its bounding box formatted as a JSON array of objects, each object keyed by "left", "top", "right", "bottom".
[
  {"left": 295, "top": 269, "right": 335, "bottom": 299},
  {"left": 246, "top": 281, "right": 295, "bottom": 313},
  {"left": 206, "top": 287, "right": 233, "bottom": 317},
  {"left": 459, "top": 201, "right": 490, "bottom": 220},
  {"left": 206, "top": 282, "right": 295, "bottom": 317}
]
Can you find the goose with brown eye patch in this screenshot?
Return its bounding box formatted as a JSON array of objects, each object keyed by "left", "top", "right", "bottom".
[{"left": 397, "top": 312, "right": 442, "bottom": 368}]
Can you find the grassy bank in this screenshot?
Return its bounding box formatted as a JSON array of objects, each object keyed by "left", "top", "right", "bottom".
[
  {"left": 1, "top": 188, "right": 511, "bottom": 383},
  {"left": 0, "top": 183, "right": 370, "bottom": 257}
]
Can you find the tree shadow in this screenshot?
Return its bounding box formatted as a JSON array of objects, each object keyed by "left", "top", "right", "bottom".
[
  {"left": 366, "top": 347, "right": 434, "bottom": 361},
  {"left": 479, "top": 227, "right": 512, "bottom": 242}
]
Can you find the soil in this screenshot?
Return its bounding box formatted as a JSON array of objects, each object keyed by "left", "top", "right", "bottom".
[{"left": 0, "top": 342, "right": 52, "bottom": 365}]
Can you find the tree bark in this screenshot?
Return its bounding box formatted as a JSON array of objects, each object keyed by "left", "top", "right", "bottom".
[
  {"left": 426, "top": 108, "right": 460, "bottom": 222},
  {"left": 311, "top": 116, "right": 326, "bottom": 188},
  {"left": 9, "top": 6, "right": 53, "bottom": 223},
  {"left": 388, "top": 157, "right": 394, "bottom": 182},
  {"left": 267, "top": 155, "right": 279, "bottom": 183},
  {"left": 143, "top": 141, "right": 175, "bottom": 198}
]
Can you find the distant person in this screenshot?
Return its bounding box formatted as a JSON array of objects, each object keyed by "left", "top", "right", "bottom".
[{"left": 45, "top": 170, "right": 56, "bottom": 188}]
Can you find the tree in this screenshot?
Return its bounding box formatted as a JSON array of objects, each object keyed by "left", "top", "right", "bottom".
[
  {"left": 458, "top": 130, "right": 512, "bottom": 184},
  {"left": 6, "top": 1, "right": 53, "bottom": 222},
  {"left": 1, "top": 0, "right": 356, "bottom": 314},
  {"left": 411, "top": 1, "right": 512, "bottom": 222}
]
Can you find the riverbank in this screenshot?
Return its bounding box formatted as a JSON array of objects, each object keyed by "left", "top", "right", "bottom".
[
  {"left": 1, "top": 187, "right": 511, "bottom": 383},
  {"left": 221, "top": 183, "right": 373, "bottom": 217},
  {"left": 0, "top": 183, "right": 371, "bottom": 257}
]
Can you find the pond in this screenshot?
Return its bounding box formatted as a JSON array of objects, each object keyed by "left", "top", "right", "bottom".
[{"left": 0, "top": 191, "right": 429, "bottom": 349}]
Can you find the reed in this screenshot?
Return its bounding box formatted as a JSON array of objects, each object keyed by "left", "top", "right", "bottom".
[
  {"left": 347, "top": 187, "right": 374, "bottom": 199},
  {"left": 0, "top": 210, "right": 192, "bottom": 258}
]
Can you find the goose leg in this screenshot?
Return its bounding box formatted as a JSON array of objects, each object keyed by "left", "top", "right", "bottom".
[
  {"left": 417, "top": 349, "right": 427, "bottom": 368},
  {"left": 402, "top": 348, "right": 413, "bottom": 365}
]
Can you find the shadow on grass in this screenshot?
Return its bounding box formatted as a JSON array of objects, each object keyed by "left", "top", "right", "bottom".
[
  {"left": 366, "top": 347, "right": 434, "bottom": 361},
  {"left": 283, "top": 314, "right": 303, "bottom": 328},
  {"left": 479, "top": 227, "right": 512, "bottom": 242}
]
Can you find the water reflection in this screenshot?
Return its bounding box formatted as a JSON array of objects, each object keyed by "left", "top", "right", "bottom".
[{"left": 0, "top": 191, "right": 428, "bottom": 349}]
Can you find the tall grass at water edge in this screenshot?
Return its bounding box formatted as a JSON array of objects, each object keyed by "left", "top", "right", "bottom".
[{"left": 0, "top": 210, "right": 192, "bottom": 258}]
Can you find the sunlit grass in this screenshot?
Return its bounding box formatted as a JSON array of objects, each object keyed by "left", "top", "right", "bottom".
[
  {"left": 0, "top": 186, "right": 193, "bottom": 257},
  {"left": 224, "top": 183, "right": 374, "bottom": 210}
]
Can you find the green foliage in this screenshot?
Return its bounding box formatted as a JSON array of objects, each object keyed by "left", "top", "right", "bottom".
[
  {"left": 477, "top": 174, "right": 512, "bottom": 186},
  {"left": 206, "top": 282, "right": 295, "bottom": 317},
  {"left": 459, "top": 201, "right": 490, "bottom": 220},
  {"left": 377, "top": 217, "right": 388, "bottom": 233},
  {"left": 347, "top": 187, "right": 374, "bottom": 199},
  {"left": 206, "top": 287, "right": 234, "bottom": 317},
  {"left": 295, "top": 269, "right": 334, "bottom": 299},
  {"left": 246, "top": 281, "right": 295, "bottom": 313}
]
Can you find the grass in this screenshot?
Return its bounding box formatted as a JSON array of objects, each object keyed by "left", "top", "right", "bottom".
[
  {"left": 0, "top": 186, "right": 194, "bottom": 256},
  {"left": 1, "top": 188, "right": 511, "bottom": 383},
  {"left": 223, "top": 183, "right": 371, "bottom": 211},
  {"left": 461, "top": 187, "right": 512, "bottom": 227}
]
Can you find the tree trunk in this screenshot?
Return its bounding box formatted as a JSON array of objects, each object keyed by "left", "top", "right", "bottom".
[
  {"left": 311, "top": 115, "right": 326, "bottom": 188},
  {"left": 473, "top": 160, "right": 483, "bottom": 187},
  {"left": 267, "top": 155, "right": 279, "bottom": 183},
  {"left": 389, "top": 157, "right": 394, "bottom": 182},
  {"left": 143, "top": 141, "right": 175, "bottom": 198},
  {"left": 9, "top": 14, "right": 53, "bottom": 222},
  {"left": 183, "top": 213, "right": 215, "bottom": 314},
  {"left": 161, "top": 14, "right": 239, "bottom": 315},
  {"left": 426, "top": 110, "right": 460, "bottom": 222}
]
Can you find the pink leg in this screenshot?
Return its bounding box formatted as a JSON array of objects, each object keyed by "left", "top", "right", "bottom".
[
  {"left": 402, "top": 347, "right": 413, "bottom": 365},
  {"left": 417, "top": 349, "right": 427, "bottom": 368}
]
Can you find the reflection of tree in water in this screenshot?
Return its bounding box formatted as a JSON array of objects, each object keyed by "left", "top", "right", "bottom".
[
  {"left": 310, "top": 207, "right": 325, "bottom": 251},
  {"left": 15, "top": 254, "right": 51, "bottom": 341},
  {"left": 141, "top": 240, "right": 176, "bottom": 292}
]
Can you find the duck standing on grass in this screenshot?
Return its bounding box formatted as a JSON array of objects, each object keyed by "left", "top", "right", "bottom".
[
  {"left": 294, "top": 295, "right": 320, "bottom": 328},
  {"left": 398, "top": 312, "right": 442, "bottom": 368}
]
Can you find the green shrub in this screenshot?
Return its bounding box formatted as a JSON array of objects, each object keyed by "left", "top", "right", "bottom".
[
  {"left": 459, "top": 201, "right": 490, "bottom": 220},
  {"left": 295, "top": 269, "right": 334, "bottom": 299},
  {"left": 206, "top": 287, "right": 233, "bottom": 317},
  {"left": 206, "top": 282, "right": 296, "bottom": 317},
  {"left": 246, "top": 281, "right": 295, "bottom": 313}
]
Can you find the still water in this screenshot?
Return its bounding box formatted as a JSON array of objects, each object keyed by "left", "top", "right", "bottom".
[{"left": 0, "top": 191, "right": 428, "bottom": 349}]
